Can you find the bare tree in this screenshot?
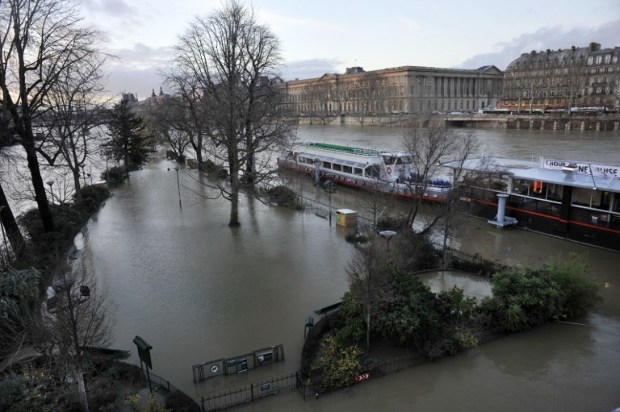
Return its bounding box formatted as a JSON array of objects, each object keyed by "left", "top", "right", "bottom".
[
  {"left": 0, "top": 110, "right": 28, "bottom": 261},
  {"left": 436, "top": 132, "right": 479, "bottom": 266},
  {"left": 143, "top": 94, "right": 192, "bottom": 162},
  {"left": 162, "top": 70, "right": 210, "bottom": 166},
  {"left": 0, "top": 267, "right": 40, "bottom": 357},
  {"left": 401, "top": 117, "right": 479, "bottom": 236},
  {"left": 37, "top": 53, "right": 109, "bottom": 194},
  {"left": 346, "top": 241, "right": 392, "bottom": 350},
  {"left": 43, "top": 263, "right": 111, "bottom": 412},
  {"left": 356, "top": 72, "right": 383, "bottom": 125},
  {"left": 174, "top": 0, "right": 293, "bottom": 226},
  {"left": 354, "top": 177, "right": 393, "bottom": 233},
  {"left": 0, "top": 0, "right": 100, "bottom": 232},
  {"left": 0, "top": 182, "right": 28, "bottom": 262}
]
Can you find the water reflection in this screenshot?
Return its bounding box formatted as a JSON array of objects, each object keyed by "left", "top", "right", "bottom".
[{"left": 418, "top": 270, "right": 492, "bottom": 299}]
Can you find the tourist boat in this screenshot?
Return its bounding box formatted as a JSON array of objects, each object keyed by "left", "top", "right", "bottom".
[
  {"left": 442, "top": 156, "right": 620, "bottom": 251},
  {"left": 277, "top": 142, "right": 451, "bottom": 201}
]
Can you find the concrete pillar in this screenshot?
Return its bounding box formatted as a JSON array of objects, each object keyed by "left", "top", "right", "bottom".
[
  {"left": 496, "top": 194, "right": 509, "bottom": 225},
  {"left": 553, "top": 120, "right": 558, "bottom": 130},
  {"left": 314, "top": 160, "right": 321, "bottom": 183},
  {"left": 580, "top": 121, "right": 586, "bottom": 131}
]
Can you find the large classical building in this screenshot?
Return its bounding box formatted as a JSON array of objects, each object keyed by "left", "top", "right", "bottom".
[
  {"left": 501, "top": 42, "right": 620, "bottom": 112},
  {"left": 282, "top": 65, "right": 504, "bottom": 117}
]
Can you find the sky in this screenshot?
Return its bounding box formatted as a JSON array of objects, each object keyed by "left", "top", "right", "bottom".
[{"left": 81, "top": 0, "right": 620, "bottom": 101}]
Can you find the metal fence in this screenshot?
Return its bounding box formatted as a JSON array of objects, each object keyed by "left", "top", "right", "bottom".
[
  {"left": 200, "top": 372, "right": 309, "bottom": 411},
  {"left": 374, "top": 353, "right": 425, "bottom": 376}
]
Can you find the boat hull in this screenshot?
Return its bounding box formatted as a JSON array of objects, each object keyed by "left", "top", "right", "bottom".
[{"left": 278, "top": 158, "right": 449, "bottom": 202}]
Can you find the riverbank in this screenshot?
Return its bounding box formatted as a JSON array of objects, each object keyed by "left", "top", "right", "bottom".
[{"left": 294, "top": 112, "right": 620, "bottom": 131}]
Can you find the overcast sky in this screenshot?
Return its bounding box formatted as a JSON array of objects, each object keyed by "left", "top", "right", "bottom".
[{"left": 81, "top": 0, "right": 620, "bottom": 100}]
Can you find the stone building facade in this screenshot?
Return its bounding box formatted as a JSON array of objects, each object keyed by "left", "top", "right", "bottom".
[
  {"left": 501, "top": 42, "right": 620, "bottom": 112},
  {"left": 282, "top": 65, "right": 503, "bottom": 117}
]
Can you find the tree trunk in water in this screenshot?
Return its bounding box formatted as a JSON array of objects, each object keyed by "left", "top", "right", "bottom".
[
  {"left": 229, "top": 168, "right": 240, "bottom": 227},
  {"left": 0, "top": 183, "right": 28, "bottom": 261},
  {"left": 229, "top": 191, "right": 239, "bottom": 227},
  {"left": 24, "top": 143, "right": 55, "bottom": 232}
]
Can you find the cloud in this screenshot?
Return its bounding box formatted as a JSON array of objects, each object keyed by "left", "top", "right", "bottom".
[
  {"left": 398, "top": 17, "right": 421, "bottom": 32},
  {"left": 459, "top": 19, "right": 620, "bottom": 70},
  {"left": 280, "top": 58, "right": 342, "bottom": 81},
  {"left": 259, "top": 11, "right": 347, "bottom": 34},
  {"left": 104, "top": 44, "right": 174, "bottom": 99},
  {"left": 82, "top": 0, "right": 132, "bottom": 17}
]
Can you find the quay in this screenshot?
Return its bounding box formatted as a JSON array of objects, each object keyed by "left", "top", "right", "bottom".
[{"left": 445, "top": 113, "right": 620, "bottom": 131}]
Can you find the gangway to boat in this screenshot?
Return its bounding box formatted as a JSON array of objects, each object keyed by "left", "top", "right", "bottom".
[{"left": 314, "top": 302, "right": 341, "bottom": 315}]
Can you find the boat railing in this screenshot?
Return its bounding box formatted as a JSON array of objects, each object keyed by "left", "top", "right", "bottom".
[{"left": 302, "top": 142, "right": 380, "bottom": 157}]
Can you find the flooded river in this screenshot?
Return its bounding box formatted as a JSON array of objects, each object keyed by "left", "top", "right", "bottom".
[{"left": 78, "top": 125, "right": 619, "bottom": 411}]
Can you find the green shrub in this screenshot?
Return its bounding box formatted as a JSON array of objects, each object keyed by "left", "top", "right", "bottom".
[
  {"left": 543, "top": 254, "right": 602, "bottom": 319},
  {"left": 484, "top": 255, "right": 601, "bottom": 332},
  {"left": 101, "top": 166, "right": 127, "bottom": 185},
  {"left": 74, "top": 185, "right": 110, "bottom": 213},
  {"left": 376, "top": 215, "right": 408, "bottom": 232},
  {"left": 315, "top": 335, "right": 364, "bottom": 392},
  {"left": 301, "top": 312, "right": 343, "bottom": 378},
  {"left": 203, "top": 159, "right": 227, "bottom": 178},
  {"left": 266, "top": 185, "right": 300, "bottom": 208},
  {"left": 0, "top": 376, "right": 27, "bottom": 410}
]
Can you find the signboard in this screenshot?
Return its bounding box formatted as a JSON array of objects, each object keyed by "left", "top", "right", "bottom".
[
  {"left": 542, "top": 159, "right": 620, "bottom": 178},
  {"left": 133, "top": 336, "right": 153, "bottom": 369},
  {"left": 355, "top": 372, "right": 370, "bottom": 382}
]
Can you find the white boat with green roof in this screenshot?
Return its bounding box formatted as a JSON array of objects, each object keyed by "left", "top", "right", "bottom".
[{"left": 277, "top": 142, "right": 451, "bottom": 201}]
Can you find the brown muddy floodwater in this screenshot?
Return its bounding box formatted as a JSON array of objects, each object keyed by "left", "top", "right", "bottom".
[{"left": 79, "top": 125, "right": 620, "bottom": 412}]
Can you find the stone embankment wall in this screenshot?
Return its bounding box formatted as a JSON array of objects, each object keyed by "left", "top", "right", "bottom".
[
  {"left": 295, "top": 114, "right": 620, "bottom": 131},
  {"left": 504, "top": 116, "right": 619, "bottom": 131}
]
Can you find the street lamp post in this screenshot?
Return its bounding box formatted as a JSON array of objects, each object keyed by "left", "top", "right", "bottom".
[
  {"left": 46, "top": 180, "right": 55, "bottom": 205},
  {"left": 379, "top": 230, "right": 397, "bottom": 252},
  {"left": 323, "top": 178, "right": 336, "bottom": 226},
  {"left": 174, "top": 167, "right": 182, "bottom": 209}
]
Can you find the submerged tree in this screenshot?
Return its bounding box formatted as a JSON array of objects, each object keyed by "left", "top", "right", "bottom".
[
  {"left": 159, "top": 72, "right": 209, "bottom": 165},
  {"left": 401, "top": 116, "right": 478, "bottom": 237},
  {"left": 174, "top": 0, "right": 293, "bottom": 226},
  {"left": 345, "top": 242, "right": 393, "bottom": 351},
  {"left": 0, "top": 0, "right": 101, "bottom": 233},
  {"left": 37, "top": 53, "right": 110, "bottom": 195}
]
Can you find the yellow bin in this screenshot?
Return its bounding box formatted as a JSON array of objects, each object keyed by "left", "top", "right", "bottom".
[{"left": 336, "top": 209, "right": 357, "bottom": 227}]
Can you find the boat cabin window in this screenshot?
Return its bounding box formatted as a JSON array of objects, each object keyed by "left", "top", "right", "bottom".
[
  {"left": 300, "top": 156, "right": 314, "bottom": 166},
  {"left": 333, "top": 164, "right": 342, "bottom": 172},
  {"left": 572, "top": 188, "right": 593, "bottom": 208},
  {"left": 614, "top": 193, "right": 620, "bottom": 213},
  {"left": 512, "top": 179, "right": 532, "bottom": 195},
  {"left": 546, "top": 184, "right": 563, "bottom": 201},
  {"left": 354, "top": 167, "right": 363, "bottom": 176},
  {"left": 323, "top": 161, "right": 332, "bottom": 169},
  {"left": 343, "top": 165, "right": 352, "bottom": 174},
  {"left": 572, "top": 188, "right": 613, "bottom": 211}
]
